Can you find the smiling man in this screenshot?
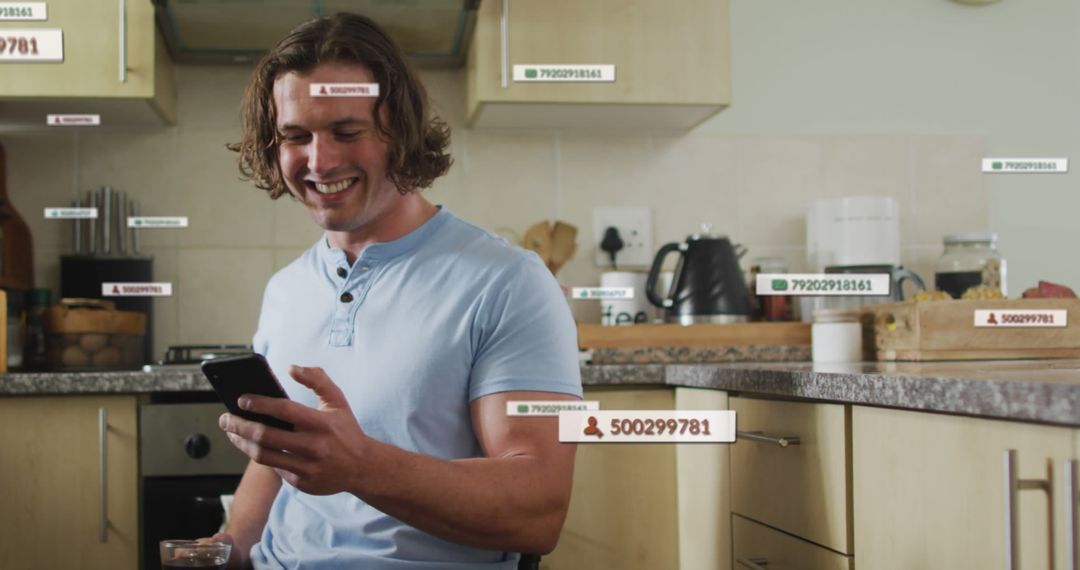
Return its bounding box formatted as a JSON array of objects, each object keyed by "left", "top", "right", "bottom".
[{"left": 219, "top": 13, "right": 582, "bottom": 570}]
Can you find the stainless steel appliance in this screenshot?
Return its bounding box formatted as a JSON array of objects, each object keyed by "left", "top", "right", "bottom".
[
  {"left": 139, "top": 345, "right": 253, "bottom": 569},
  {"left": 645, "top": 225, "right": 752, "bottom": 324}
]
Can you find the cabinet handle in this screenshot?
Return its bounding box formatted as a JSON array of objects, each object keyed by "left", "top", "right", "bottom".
[
  {"left": 1003, "top": 449, "right": 1050, "bottom": 570},
  {"left": 737, "top": 430, "right": 801, "bottom": 448},
  {"left": 98, "top": 407, "right": 109, "bottom": 543},
  {"left": 1067, "top": 460, "right": 1078, "bottom": 570},
  {"left": 118, "top": 0, "right": 126, "bottom": 83},
  {"left": 499, "top": 0, "right": 509, "bottom": 88},
  {"left": 736, "top": 558, "right": 769, "bottom": 569}
]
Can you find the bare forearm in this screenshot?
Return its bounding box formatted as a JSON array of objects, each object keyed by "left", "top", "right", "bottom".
[
  {"left": 225, "top": 461, "right": 281, "bottom": 564},
  {"left": 351, "top": 439, "right": 573, "bottom": 554}
]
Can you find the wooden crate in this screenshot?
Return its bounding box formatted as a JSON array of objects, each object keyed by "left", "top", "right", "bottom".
[{"left": 861, "top": 298, "right": 1080, "bottom": 361}]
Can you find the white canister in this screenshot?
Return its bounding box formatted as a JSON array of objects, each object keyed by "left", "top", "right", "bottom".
[
  {"left": 600, "top": 271, "right": 651, "bottom": 326},
  {"left": 811, "top": 309, "right": 863, "bottom": 363}
]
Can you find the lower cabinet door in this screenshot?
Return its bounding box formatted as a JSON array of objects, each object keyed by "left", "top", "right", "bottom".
[
  {"left": 0, "top": 396, "right": 139, "bottom": 570},
  {"left": 543, "top": 387, "right": 678, "bottom": 570},
  {"left": 732, "top": 514, "right": 852, "bottom": 570}
]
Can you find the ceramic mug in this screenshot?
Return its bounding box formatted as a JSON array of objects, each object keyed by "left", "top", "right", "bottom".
[{"left": 600, "top": 272, "right": 651, "bottom": 326}]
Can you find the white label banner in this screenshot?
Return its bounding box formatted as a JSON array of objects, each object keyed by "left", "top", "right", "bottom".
[
  {"left": 507, "top": 400, "right": 600, "bottom": 416},
  {"left": 974, "top": 309, "right": 1067, "bottom": 328},
  {"left": 981, "top": 158, "right": 1068, "bottom": 174},
  {"left": 571, "top": 287, "right": 633, "bottom": 300},
  {"left": 44, "top": 207, "right": 97, "bottom": 219},
  {"left": 47, "top": 114, "right": 99, "bottom": 126},
  {"left": 756, "top": 273, "right": 892, "bottom": 296},
  {"left": 0, "top": 3, "right": 46, "bottom": 20},
  {"left": 128, "top": 216, "right": 188, "bottom": 228},
  {"left": 103, "top": 282, "right": 173, "bottom": 297},
  {"left": 513, "top": 64, "right": 616, "bottom": 82},
  {"left": 309, "top": 83, "right": 379, "bottom": 97},
  {"left": 559, "top": 410, "right": 736, "bottom": 443},
  {"left": 0, "top": 28, "right": 61, "bottom": 61}
]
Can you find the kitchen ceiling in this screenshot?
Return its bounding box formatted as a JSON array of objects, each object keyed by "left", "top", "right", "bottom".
[{"left": 153, "top": 0, "right": 479, "bottom": 67}]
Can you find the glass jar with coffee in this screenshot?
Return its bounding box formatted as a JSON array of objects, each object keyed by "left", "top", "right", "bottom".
[{"left": 934, "top": 233, "right": 1006, "bottom": 299}]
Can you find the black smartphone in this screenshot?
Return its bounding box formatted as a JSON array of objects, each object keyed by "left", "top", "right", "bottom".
[{"left": 201, "top": 353, "right": 294, "bottom": 431}]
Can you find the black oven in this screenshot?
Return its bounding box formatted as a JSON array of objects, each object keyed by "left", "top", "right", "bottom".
[{"left": 140, "top": 392, "right": 249, "bottom": 569}]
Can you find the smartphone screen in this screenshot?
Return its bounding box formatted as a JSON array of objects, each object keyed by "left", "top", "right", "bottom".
[{"left": 201, "top": 353, "right": 294, "bottom": 431}]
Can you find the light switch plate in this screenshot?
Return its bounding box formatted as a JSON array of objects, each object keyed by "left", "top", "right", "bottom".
[{"left": 593, "top": 207, "right": 653, "bottom": 268}]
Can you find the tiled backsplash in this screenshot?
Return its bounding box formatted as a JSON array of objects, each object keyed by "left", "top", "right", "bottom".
[{"left": 0, "top": 65, "right": 988, "bottom": 355}]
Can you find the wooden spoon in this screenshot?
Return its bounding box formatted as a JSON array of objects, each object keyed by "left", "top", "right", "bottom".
[{"left": 546, "top": 221, "right": 578, "bottom": 275}]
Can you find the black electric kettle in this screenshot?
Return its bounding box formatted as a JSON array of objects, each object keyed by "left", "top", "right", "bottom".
[{"left": 646, "top": 226, "right": 753, "bottom": 324}]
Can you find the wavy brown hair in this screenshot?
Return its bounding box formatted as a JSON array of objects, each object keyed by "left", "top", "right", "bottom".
[{"left": 229, "top": 13, "right": 452, "bottom": 198}]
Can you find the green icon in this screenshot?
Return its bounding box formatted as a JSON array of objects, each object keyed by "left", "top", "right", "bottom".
[
  {"left": 525, "top": 68, "right": 538, "bottom": 79},
  {"left": 771, "top": 279, "right": 788, "bottom": 292},
  {"left": 992, "top": 161, "right": 1003, "bottom": 170},
  {"left": 135, "top": 219, "right": 142, "bottom": 226},
  {"left": 517, "top": 404, "right": 529, "bottom": 413}
]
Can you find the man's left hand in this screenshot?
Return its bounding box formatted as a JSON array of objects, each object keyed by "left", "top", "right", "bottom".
[{"left": 219, "top": 365, "right": 368, "bottom": 496}]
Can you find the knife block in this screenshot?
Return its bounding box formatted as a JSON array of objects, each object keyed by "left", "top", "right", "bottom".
[{"left": 60, "top": 255, "right": 154, "bottom": 365}]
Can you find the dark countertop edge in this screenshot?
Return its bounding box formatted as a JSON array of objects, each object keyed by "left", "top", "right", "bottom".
[{"left": 4, "top": 364, "right": 1079, "bottom": 426}]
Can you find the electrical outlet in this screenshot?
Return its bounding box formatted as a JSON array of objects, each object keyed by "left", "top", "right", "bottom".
[{"left": 593, "top": 207, "right": 653, "bottom": 268}]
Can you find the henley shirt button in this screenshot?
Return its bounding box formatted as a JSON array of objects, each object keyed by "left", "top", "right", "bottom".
[
  {"left": 340, "top": 292, "right": 354, "bottom": 303},
  {"left": 336, "top": 267, "right": 347, "bottom": 278}
]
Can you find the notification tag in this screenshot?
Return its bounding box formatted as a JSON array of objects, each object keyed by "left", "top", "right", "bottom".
[
  {"left": 103, "top": 282, "right": 173, "bottom": 297},
  {"left": 507, "top": 400, "right": 600, "bottom": 416},
  {"left": 0, "top": 28, "right": 61, "bottom": 61},
  {"left": 45, "top": 207, "right": 97, "bottom": 219},
  {"left": 571, "top": 287, "right": 633, "bottom": 300},
  {"left": 47, "top": 114, "right": 99, "bottom": 126},
  {"left": 0, "top": 3, "right": 46, "bottom": 20},
  {"left": 513, "top": 64, "right": 616, "bottom": 82},
  {"left": 559, "top": 410, "right": 736, "bottom": 443},
  {"left": 981, "top": 158, "right": 1068, "bottom": 174},
  {"left": 757, "top": 273, "right": 891, "bottom": 296},
  {"left": 309, "top": 83, "right": 379, "bottom": 97},
  {"left": 974, "top": 309, "right": 1066, "bottom": 328},
  {"left": 128, "top": 216, "right": 188, "bottom": 228}
]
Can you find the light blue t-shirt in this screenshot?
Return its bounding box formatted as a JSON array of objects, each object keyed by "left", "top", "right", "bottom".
[{"left": 249, "top": 207, "right": 583, "bottom": 569}]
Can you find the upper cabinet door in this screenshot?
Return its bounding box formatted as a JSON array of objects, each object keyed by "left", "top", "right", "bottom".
[
  {"left": 0, "top": 0, "right": 176, "bottom": 124},
  {"left": 466, "top": 0, "right": 731, "bottom": 129}
]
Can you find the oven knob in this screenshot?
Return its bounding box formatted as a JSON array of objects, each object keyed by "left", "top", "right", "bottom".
[{"left": 184, "top": 433, "right": 211, "bottom": 459}]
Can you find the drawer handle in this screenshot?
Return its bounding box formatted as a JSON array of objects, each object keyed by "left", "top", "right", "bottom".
[
  {"left": 736, "top": 557, "right": 769, "bottom": 569},
  {"left": 99, "top": 407, "right": 109, "bottom": 543},
  {"left": 737, "top": 431, "right": 801, "bottom": 448},
  {"left": 499, "top": 0, "right": 509, "bottom": 88},
  {"left": 1003, "top": 449, "right": 1050, "bottom": 570},
  {"left": 1067, "top": 460, "right": 1078, "bottom": 570}
]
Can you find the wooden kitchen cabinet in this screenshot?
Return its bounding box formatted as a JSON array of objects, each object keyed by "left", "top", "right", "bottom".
[
  {"left": 0, "top": 395, "right": 139, "bottom": 570},
  {"left": 675, "top": 387, "right": 732, "bottom": 570},
  {"left": 853, "top": 406, "right": 1074, "bottom": 570},
  {"left": 731, "top": 396, "right": 852, "bottom": 556},
  {"left": 0, "top": 0, "right": 176, "bottom": 125},
  {"left": 466, "top": 0, "right": 730, "bottom": 129},
  {"left": 543, "top": 387, "right": 679, "bottom": 570},
  {"left": 732, "top": 514, "right": 852, "bottom": 570}
]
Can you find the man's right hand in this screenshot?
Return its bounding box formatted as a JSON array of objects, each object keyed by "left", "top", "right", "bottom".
[{"left": 199, "top": 532, "right": 248, "bottom": 569}]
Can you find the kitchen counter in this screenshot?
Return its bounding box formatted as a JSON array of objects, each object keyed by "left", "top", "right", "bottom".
[
  {"left": 585, "top": 359, "right": 1080, "bottom": 426},
  {"left": 0, "top": 368, "right": 212, "bottom": 395},
  {"left": 4, "top": 359, "right": 1080, "bottom": 425}
]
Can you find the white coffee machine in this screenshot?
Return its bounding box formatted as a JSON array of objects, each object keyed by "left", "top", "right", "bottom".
[{"left": 806, "top": 196, "right": 900, "bottom": 271}]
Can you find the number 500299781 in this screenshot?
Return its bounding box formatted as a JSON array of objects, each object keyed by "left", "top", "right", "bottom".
[
  {"left": 609, "top": 417, "right": 712, "bottom": 436},
  {"left": 0, "top": 36, "right": 39, "bottom": 55}
]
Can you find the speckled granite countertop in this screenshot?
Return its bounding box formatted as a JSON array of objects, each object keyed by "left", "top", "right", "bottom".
[
  {"left": 0, "top": 368, "right": 212, "bottom": 395},
  {"left": 586, "top": 359, "right": 1080, "bottom": 426},
  {"left": 4, "top": 360, "right": 1080, "bottom": 425}
]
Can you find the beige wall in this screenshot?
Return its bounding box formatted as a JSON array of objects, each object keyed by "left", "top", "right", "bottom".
[{"left": 0, "top": 64, "right": 987, "bottom": 355}]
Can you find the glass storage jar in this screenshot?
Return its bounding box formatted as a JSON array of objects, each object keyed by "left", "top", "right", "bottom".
[{"left": 934, "top": 233, "right": 1006, "bottom": 299}]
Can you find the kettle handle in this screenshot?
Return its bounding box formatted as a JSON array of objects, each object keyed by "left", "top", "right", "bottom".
[
  {"left": 646, "top": 242, "right": 683, "bottom": 308},
  {"left": 894, "top": 268, "right": 926, "bottom": 301}
]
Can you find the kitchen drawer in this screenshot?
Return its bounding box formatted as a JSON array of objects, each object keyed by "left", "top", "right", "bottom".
[
  {"left": 733, "top": 514, "right": 852, "bottom": 570},
  {"left": 731, "top": 396, "right": 851, "bottom": 554}
]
